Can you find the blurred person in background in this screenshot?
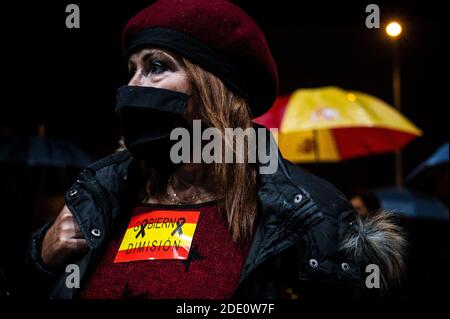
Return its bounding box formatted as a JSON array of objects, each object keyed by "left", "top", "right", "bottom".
[{"left": 348, "top": 189, "right": 381, "bottom": 217}]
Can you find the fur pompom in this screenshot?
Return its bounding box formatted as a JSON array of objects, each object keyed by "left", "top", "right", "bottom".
[{"left": 340, "top": 210, "right": 407, "bottom": 292}]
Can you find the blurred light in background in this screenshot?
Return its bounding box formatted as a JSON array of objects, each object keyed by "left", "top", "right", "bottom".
[{"left": 386, "top": 21, "right": 402, "bottom": 38}]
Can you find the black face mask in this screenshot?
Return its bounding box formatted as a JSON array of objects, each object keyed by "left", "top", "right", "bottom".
[{"left": 116, "top": 85, "right": 190, "bottom": 166}]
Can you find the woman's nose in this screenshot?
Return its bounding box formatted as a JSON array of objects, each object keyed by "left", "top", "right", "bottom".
[{"left": 128, "top": 69, "right": 144, "bottom": 86}]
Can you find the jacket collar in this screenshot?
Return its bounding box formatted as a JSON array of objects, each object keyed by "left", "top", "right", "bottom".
[{"left": 238, "top": 149, "right": 324, "bottom": 283}]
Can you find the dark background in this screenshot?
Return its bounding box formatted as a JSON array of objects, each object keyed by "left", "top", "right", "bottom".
[{"left": 0, "top": 0, "right": 448, "bottom": 299}]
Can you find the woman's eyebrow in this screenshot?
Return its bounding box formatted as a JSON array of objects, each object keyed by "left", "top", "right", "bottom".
[
  {"left": 143, "top": 50, "right": 181, "bottom": 66},
  {"left": 127, "top": 49, "right": 181, "bottom": 71}
]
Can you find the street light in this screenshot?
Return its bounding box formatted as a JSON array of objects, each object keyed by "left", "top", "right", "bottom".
[
  {"left": 386, "top": 22, "right": 402, "bottom": 38},
  {"left": 386, "top": 21, "right": 403, "bottom": 188}
]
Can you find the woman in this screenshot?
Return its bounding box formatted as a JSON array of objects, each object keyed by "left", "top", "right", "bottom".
[{"left": 30, "top": 0, "right": 406, "bottom": 299}]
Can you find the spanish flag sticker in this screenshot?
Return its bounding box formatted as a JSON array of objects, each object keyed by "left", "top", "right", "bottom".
[{"left": 114, "top": 210, "right": 200, "bottom": 263}]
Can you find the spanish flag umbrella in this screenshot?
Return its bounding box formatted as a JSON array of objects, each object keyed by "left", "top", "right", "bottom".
[{"left": 254, "top": 86, "right": 422, "bottom": 163}]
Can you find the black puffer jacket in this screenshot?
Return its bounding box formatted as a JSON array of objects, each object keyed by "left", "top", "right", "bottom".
[{"left": 29, "top": 149, "right": 405, "bottom": 299}]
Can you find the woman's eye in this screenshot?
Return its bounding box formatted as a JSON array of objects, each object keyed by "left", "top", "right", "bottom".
[{"left": 150, "top": 60, "right": 168, "bottom": 74}]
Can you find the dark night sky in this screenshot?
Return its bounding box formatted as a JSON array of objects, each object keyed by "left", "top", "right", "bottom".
[{"left": 3, "top": 0, "right": 449, "bottom": 191}]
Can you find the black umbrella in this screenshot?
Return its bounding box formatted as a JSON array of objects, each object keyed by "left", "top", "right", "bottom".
[
  {"left": 406, "top": 142, "right": 449, "bottom": 183},
  {"left": 0, "top": 135, "right": 92, "bottom": 168},
  {"left": 374, "top": 187, "right": 448, "bottom": 221}
]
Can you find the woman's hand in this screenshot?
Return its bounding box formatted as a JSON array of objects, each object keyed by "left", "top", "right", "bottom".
[{"left": 41, "top": 205, "right": 88, "bottom": 269}]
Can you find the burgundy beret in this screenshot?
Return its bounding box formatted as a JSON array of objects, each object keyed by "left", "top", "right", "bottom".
[{"left": 122, "top": 0, "right": 278, "bottom": 118}]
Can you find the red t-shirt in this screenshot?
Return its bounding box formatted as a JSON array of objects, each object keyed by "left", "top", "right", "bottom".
[{"left": 80, "top": 201, "right": 251, "bottom": 299}]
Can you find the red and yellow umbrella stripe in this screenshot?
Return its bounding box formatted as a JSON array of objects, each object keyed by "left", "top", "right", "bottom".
[{"left": 255, "top": 86, "right": 422, "bottom": 162}]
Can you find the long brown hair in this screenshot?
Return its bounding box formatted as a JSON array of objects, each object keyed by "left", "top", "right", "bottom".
[{"left": 139, "top": 56, "right": 257, "bottom": 242}]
